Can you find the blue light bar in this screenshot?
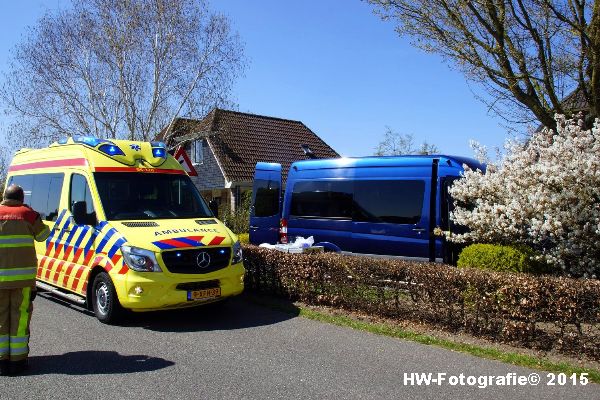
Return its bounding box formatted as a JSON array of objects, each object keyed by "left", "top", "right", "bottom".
[
  {"left": 151, "top": 141, "right": 167, "bottom": 149},
  {"left": 73, "top": 136, "right": 104, "bottom": 147},
  {"left": 98, "top": 143, "right": 125, "bottom": 156},
  {"left": 58, "top": 137, "right": 68, "bottom": 144},
  {"left": 152, "top": 148, "right": 166, "bottom": 158}
]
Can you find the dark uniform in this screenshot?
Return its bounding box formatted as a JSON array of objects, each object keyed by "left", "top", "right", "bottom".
[{"left": 0, "top": 186, "right": 50, "bottom": 375}]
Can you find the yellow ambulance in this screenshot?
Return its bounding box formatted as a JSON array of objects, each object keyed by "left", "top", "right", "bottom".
[{"left": 5, "top": 136, "right": 245, "bottom": 323}]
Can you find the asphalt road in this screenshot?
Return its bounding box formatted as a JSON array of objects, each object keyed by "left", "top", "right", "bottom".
[{"left": 1, "top": 293, "right": 598, "bottom": 400}]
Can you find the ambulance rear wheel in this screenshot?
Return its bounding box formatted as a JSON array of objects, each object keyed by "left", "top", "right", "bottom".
[{"left": 92, "top": 272, "right": 123, "bottom": 323}]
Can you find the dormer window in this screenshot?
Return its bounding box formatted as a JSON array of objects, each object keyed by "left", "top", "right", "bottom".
[
  {"left": 184, "top": 140, "right": 204, "bottom": 164},
  {"left": 194, "top": 140, "right": 204, "bottom": 164}
]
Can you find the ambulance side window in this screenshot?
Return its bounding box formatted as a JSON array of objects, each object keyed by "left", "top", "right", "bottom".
[
  {"left": 9, "top": 173, "right": 64, "bottom": 221},
  {"left": 8, "top": 175, "right": 34, "bottom": 207},
  {"left": 70, "top": 174, "right": 95, "bottom": 215}
]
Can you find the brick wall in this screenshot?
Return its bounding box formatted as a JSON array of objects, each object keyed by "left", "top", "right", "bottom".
[{"left": 189, "top": 139, "right": 226, "bottom": 191}]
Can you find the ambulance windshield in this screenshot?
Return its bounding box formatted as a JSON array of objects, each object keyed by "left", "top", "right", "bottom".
[{"left": 94, "top": 173, "right": 213, "bottom": 220}]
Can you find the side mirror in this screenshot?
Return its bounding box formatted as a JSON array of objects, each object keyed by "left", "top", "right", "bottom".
[
  {"left": 72, "top": 201, "right": 95, "bottom": 225},
  {"left": 209, "top": 200, "right": 219, "bottom": 218}
]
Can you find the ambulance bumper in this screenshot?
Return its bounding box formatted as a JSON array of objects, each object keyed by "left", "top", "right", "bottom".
[{"left": 112, "top": 262, "right": 245, "bottom": 311}]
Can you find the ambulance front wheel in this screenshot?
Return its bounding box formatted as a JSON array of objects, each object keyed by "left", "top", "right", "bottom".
[{"left": 92, "top": 272, "right": 123, "bottom": 323}]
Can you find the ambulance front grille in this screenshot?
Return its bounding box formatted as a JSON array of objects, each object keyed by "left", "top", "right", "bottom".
[
  {"left": 161, "top": 247, "right": 231, "bottom": 274},
  {"left": 176, "top": 280, "right": 220, "bottom": 291}
]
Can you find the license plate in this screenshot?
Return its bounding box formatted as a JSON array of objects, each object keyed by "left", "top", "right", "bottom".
[{"left": 187, "top": 288, "right": 221, "bottom": 301}]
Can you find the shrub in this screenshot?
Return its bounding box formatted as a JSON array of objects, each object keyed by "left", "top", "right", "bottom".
[
  {"left": 242, "top": 245, "right": 600, "bottom": 359},
  {"left": 457, "top": 244, "right": 547, "bottom": 274},
  {"left": 219, "top": 190, "right": 252, "bottom": 234},
  {"left": 237, "top": 233, "right": 249, "bottom": 244},
  {"left": 449, "top": 114, "right": 600, "bottom": 278}
]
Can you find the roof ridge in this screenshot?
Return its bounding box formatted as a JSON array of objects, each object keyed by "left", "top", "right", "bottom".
[
  {"left": 212, "top": 108, "right": 304, "bottom": 125},
  {"left": 297, "top": 121, "right": 340, "bottom": 157}
]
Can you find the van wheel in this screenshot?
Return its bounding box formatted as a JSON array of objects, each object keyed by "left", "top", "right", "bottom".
[{"left": 92, "top": 272, "right": 123, "bottom": 324}]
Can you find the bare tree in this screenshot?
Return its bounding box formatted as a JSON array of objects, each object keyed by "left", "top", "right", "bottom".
[
  {"left": 1, "top": 0, "right": 245, "bottom": 147},
  {"left": 0, "top": 135, "right": 13, "bottom": 195},
  {"left": 367, "top": 0, "right": 600, "bottom": 130},
  {"left": 374, "top": 126, "right": 439, "bottom": 155}
]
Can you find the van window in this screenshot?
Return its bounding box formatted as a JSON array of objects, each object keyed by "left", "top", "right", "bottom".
[
  {"left": 252, "top": 179, "right": 280, "bottom": 217},
  {"left": 354, "top": 180, "right": 425, "bottom": 224},
  {"left": 70, "top": 173, "right": 95, "bottom": 214},
  {"left": 9, "top": 173, "right": 64, "bottom": 221},
  {"left": 290, "top": 180, "right": 353, "bottom": 219}
]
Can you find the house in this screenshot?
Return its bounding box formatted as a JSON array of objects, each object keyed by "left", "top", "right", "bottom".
[{"left": 156, "top": 108, "right": 340, "bottom": 211}]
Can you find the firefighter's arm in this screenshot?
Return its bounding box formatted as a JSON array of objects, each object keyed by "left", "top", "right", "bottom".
[{"left": 32, "top": 214, "right": 50, "bottom": 242}]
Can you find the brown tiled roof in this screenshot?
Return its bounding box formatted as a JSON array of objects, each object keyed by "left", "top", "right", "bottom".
[
  {"left": 157, "top": 108, "right": 339, "bottom": 183},
  {"left": 561, "top": 86, "right": 589, "bottom": 112}
]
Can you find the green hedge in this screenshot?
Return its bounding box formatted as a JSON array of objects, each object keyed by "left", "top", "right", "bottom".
[
  {"left": 458, "top": 244, "right": 547, "bottom": 274},
  {"left": 242, "top": 245, "right": 600, "bottom": 360}
]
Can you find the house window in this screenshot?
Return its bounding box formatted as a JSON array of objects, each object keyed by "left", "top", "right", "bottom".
[
  {"left": 193, "top": 140, "right": 204, "bottom": 164},
  {"left": 183, "top": 140, "right": 203, "bottom": 164}
]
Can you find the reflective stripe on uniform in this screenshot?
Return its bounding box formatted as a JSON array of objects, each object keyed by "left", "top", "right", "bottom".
[
  {"left": 0, "top": 235, "right": 34, "bottom": 248},
  {"left": 9, "top": 336, "right": 29, "bottom": 344},
  {"left": 9, "top": 344, "right": 29, "bottom": 356},
  {"left": 0, "top": 267, "right": 37, "bottom": 282},
  {"left": 0, "top": 335, "right": 8, "bottom": 356},
  {"left": 17, "top": 288, "right": 31, "bottom": 337},
  {"left": 9, "top": 336, "right": 29, "bottom": 356},
  {"left": 0, "top": 267, "right": 37, "bottom": 276},
  {"left": 36, "top": 226, "right": 51, "bottom": 241}
]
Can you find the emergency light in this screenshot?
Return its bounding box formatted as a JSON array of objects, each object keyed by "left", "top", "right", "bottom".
[
  {"left": 151, "top": 141, "right": 167, "bottom": 149},
  {"left": 152, "top": 148, "right": 166, "bottom": 158},
  {"left": 55, "top": 136, "right": 168, "bottom": 167},
  {"left": 73, "top": 135, "right": 106, "bottom": 147},
  {"left": 151, "top": 142, "right": 167, "bottom": 159},
  {"left": 98, "top": 143, "right": 126, "bottom": 156},
  {"left": 65, "top": 136, "right": 128, "bottom": 158}
]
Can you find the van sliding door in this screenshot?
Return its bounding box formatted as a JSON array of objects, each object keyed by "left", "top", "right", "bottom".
[
  {"left": 352, "top": 179, "right": 430, "bottom": 258},
  {"left": 287, "top": 180, "right": 353, "bottom": 251}
]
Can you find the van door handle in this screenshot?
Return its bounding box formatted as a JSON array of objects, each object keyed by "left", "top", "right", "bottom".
[
  {"left": 412, "top": 228, "right": 426, "bottom": 233},
  {"left": 249, "top": 226, "right": 258, "bottom": 229}
]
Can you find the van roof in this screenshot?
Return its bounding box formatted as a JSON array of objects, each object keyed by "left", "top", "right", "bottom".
[
  {"left": 290, "top": 154, "right": 485, "bottom": 172},
  {"left": 9, "top": 136, "right": 185, "bottom": 175}
]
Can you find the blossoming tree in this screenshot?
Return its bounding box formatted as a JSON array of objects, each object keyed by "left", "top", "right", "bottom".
[{"left": 449, "top": 115, "right": 600, "bottom": 278}]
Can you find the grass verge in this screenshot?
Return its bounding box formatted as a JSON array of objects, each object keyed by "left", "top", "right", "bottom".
[{"left": 248, "top": 294, "right": 600, "bottom": 384}]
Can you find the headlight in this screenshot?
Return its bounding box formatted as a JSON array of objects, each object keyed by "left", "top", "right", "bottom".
[
  {"left": 232, "top": 241, "right": 243, "bottom": 264},
  {"left": 121, "top": 245, "right": 162, "bottom": 272}
]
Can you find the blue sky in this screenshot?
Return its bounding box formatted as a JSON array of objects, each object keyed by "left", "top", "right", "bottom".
[{"left": 0, "top": 0, "right": 511, "bottom": 158}]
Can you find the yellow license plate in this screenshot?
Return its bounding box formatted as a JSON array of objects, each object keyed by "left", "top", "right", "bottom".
[{"left": 187, "top": 288, "right": 221, "bottom": 301}]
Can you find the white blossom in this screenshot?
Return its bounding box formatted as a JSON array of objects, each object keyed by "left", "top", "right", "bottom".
[{"left": 449, "top": 114, "right": 600, "bottom": 277}]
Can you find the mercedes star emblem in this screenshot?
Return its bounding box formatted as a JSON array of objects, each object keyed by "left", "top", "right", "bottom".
[{"left": 196, "top": 252, "right": 211, "bottom": 269}]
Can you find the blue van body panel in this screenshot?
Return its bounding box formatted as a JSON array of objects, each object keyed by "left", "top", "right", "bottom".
[
  {"left": 250, "top": 155, "right": 484, "bottom": 260},
  {"left": 249, "top": 163, "right": 282, "bottom": 245},
  {"left": 288, "top": 155, "right": 483, "bottom": 173}
]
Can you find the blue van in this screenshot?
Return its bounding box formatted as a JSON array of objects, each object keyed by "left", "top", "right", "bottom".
[{"left": 249, "top": 155, "right": 484, "bottom": 263}]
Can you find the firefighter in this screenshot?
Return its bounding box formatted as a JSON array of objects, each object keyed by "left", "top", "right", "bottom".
[{"left": 0, "top": 184, "right": 49, "bottom": 376}]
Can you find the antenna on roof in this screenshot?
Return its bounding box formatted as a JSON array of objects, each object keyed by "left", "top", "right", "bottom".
[{"left": 301, "top": 144, "right": 318, "bottom": 159}]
